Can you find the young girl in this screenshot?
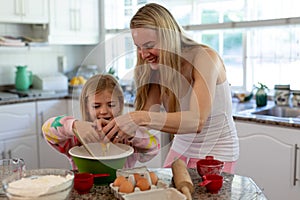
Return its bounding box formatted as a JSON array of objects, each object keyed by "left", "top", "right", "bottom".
[{"left": 42, "top": 74, "right": 159, "bottom": 169}]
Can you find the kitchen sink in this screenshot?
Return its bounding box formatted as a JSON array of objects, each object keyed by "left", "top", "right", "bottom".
[{"left": 252, "top": 106, "right": 300, "bottom": 118}]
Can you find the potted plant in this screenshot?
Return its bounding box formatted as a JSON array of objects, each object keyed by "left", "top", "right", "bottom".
[
  {"left": 108, "top": 67, "right": 119, "bottom": 80},
  {"left": 255, "top": 82, "right": 269, "bottom": 107}
]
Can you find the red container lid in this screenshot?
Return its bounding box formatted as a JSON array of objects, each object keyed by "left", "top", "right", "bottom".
[{"left": 197, "top": 156, "right": 224, "bottom": 167}]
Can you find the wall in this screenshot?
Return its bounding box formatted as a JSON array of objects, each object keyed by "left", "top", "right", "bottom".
[
  {"left": 0, "top": 45, "right": 87, "bottom": 85},
  {"left": 0, "top": 23, "right": 105, "bottom": 85}
]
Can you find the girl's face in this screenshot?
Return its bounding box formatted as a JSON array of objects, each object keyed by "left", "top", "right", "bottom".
[
  {"left": 131, "top": 28, "right": 160, "bottom": 70},
  {"left": 86, "top": 90, "right": 121, "bottom": 121}
]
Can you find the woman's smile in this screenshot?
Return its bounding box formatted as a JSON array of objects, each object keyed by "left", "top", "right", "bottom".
[
  {"left": 146, "top": 55, "right": 157, "bottom": 63},
  {"left": 145, "top": 55, "right": 159, "bottom": 70},
  {"left": 132, "top": 28, "right": 160, "bottom": 70}
]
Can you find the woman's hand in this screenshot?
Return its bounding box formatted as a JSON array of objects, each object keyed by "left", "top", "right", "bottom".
[
  {"left": 101, "top": 113, "right": 139, "bottom": 143},
  {"left": 73, "top": 121, "right": 103, "bottom": 143},
  {"left": 94, "top": 117, "right": 123, "bottom": 143}
]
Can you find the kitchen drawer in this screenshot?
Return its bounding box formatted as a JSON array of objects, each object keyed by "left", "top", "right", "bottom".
[{"left": 0, "top": 102, "right": 36, "bottom": 140}]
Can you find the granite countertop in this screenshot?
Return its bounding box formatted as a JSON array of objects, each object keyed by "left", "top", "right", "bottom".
[
  {"left": 232, "top": 98, "right": 300, "bottom": 128},
  {"left": 69, "top": 168, "right": 267, "bottom": 200}
]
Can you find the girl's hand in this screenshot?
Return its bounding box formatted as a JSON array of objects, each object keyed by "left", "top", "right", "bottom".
[
  {"left": 94, "top": 118, "right": 111, "bottom": 142},
  {"left": 73, "top": 121, "right": 102, "bottom": 143},
  {"left": 94, "top": 118, "right": 110, "bottom": 135},
  {"left": 102, "top": 113, "right": 139, "bottom": 143}
]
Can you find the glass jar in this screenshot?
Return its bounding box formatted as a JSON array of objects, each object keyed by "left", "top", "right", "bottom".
[
  {"left": 291, "top": 90, "right": 300, "bottom": 107},
  {"left": 77, "top": 65, "right": 99, "bottom": 80},
  {"left": 274, "top": 84, "right": 290, "bottom": 106}
]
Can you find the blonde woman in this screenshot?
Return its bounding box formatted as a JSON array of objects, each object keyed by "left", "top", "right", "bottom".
[
  {"left": 102, "top": 3, "right": 239, "bottom": 173},
  {"left": 42, "top": 74, "right": 159, "bottom": 169}
]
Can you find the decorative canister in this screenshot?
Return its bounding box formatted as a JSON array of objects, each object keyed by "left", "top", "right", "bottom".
[
  {"left": 274, "top": 84, "right": 290, "bottom": 106},
  {"left": 15, "top": 65, "right": 32, "bottom": 91},
  {"left": 291, "top": 90, "right": 300, "bottom": 107}
]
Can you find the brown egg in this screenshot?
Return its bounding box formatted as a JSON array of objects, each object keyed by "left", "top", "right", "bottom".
[
  {"left": 119, "top": 180, "right": 134, "bottom": 193},
  {"left": 113, "top": 175, "right": 126, "bottom": 187},
  {"left": 136, "top": 177, "right": 151, "bottom": 191},
  {"left": 133, "top": 173, "right": 142, "bottom": 182},
  {"left": 149, "top": 171, "right": 158, "bottom": 185}
]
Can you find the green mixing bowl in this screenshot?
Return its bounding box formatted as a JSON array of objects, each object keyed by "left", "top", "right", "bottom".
[{"left": 69, "top": 143, "right": 134, "bottom": 185}]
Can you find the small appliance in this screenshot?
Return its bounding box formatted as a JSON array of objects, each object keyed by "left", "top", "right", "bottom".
[{"left": 32, "top": 73, "right": 68, "bottom": 91}]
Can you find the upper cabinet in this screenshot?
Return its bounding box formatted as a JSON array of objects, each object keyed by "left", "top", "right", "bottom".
[
  {"left": 0, "top": 0, "right": 49, "bottom": 24},
  {"left": 48, "top": 0, "right": 99, "bottom": 45}
]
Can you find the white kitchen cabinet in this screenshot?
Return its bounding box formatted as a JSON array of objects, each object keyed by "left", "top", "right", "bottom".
[
  {"left": 0, "top": 0, "right": 48, "bottom": 24},
  {"left": 4, "top": 135, "right": 38, "bottom": 169},
  {"left": 0, "top": 102, "right": 38, "bottom": 169},
  {"left": 235, "top": 121, "right": 300, "bottom": 200},
  {"left": 36, "top": 99, "right": 70, "bottom": 169},
  {"left": 48, "top": 0, "right": 99, "bottom": 44}
]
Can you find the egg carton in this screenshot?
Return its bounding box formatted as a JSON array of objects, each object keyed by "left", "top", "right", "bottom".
[
  {"left": 116, "top": 166, "right": 149, "bottom": 177},
  {"left": 110, "top": 166, "right": 169, "bottom": 200}
]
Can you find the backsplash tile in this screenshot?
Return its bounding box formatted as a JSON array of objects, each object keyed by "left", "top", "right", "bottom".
[{"left": 0, "top": 46, "right": 86, "bottom": 85}]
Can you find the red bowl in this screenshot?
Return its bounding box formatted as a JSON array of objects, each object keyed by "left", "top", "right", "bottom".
[
  {"left": 196, "top": 156, "right": 224, "bottom": 177},
  {"left": 74, "top": 173, "right": 94, "bottom": 194},
  {"left": 199, "top": 174, "right": 223, "bottom": 194}
]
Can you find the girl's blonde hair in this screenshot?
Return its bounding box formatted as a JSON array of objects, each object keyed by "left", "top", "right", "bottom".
[
  {"left": 80, "top": 74, "right": 124, "bottom": 121},
  {"left": 130, "top": 3, "right": 200, "bottom": 112}
]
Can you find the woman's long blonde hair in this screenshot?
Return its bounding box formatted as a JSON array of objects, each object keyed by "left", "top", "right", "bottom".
[
  {"left": 130, "top": 3, "right": 200, "bottom": 112},
  {"left": 80, "top": 74, "right": 124, "bottom": 121}
]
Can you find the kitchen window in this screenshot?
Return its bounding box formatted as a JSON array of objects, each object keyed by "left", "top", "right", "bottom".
[
  {"left": 104, "top": 0, "right": 300, "bottom": 91},
  {"left": 124, "top": 0, "right": 132, "bottom": 6}
]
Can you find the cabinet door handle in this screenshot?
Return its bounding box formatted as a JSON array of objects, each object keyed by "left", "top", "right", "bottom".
[
  {"left": 21, "top": 0, "right": 25, "bottom": 16},
  {"left": 70, "top": 9, "right": 76, "bottom": 30},
  {"left": 8, "top": 150, "right": 12, "bottom": 159},
  {"left": 16, "top": 0, "right": 25, "bottom": 16},
  {"left": 15, "top": 0, "right": 20, "bottom": 15},
  {"left": 40, "top": 111, "right": 44, "bottom": 138},
  {"left": 40, "top": 111, "right": 44, "bottom": 126},
  {"left": 76, "top": 10, "right": 81, "bottom": 31},
  {"left": 293, "top": 144, "right": 299, "bottom": 186}
]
